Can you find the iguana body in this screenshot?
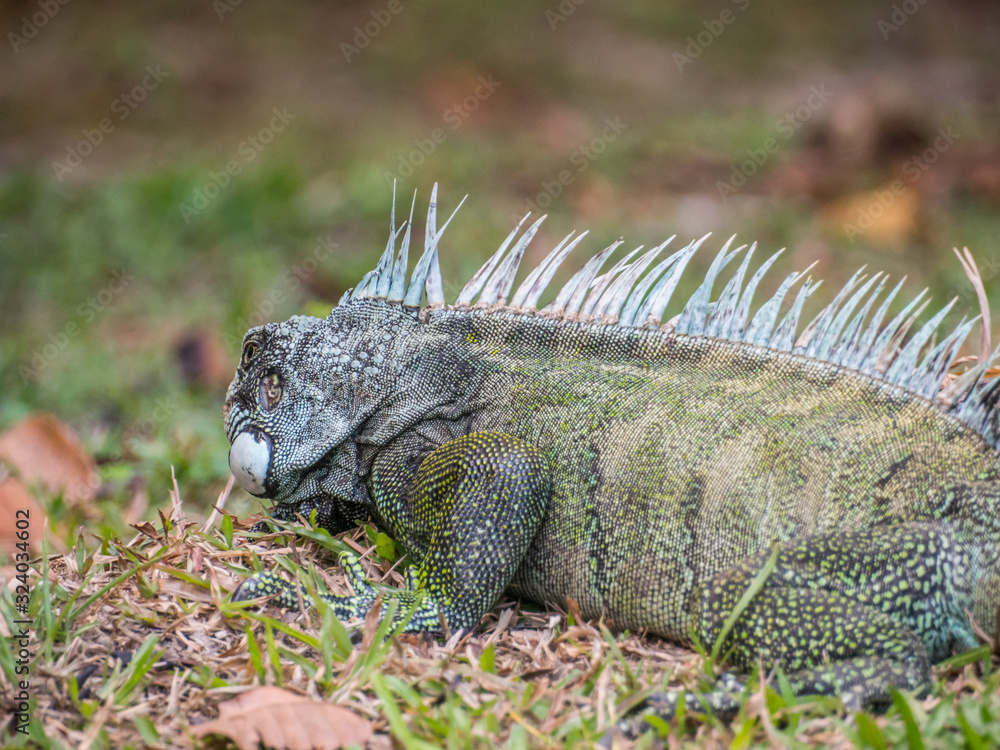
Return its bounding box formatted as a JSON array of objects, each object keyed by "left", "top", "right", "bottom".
[{"left": 224, "top": 187, "right": 1000, "bottom": 720}]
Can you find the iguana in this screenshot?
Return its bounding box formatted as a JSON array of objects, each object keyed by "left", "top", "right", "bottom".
[{"left": 224, "top": 185, "right": 1000, "bottom": 724}]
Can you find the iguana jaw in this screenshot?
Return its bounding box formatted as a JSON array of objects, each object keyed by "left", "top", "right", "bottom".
[
  {"left": 229, "top": 430, "right": 272, "bottom": 496},
  {"left": 227, "top": 422, "right": 355, "bottom": 505},
  {"left": 260, "top": 447, "right": 374, "bottom": 533}
]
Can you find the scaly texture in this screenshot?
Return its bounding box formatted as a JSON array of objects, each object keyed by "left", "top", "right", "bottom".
[{"left": 223, "top": 186, "right": 1000, "bottom": 730}]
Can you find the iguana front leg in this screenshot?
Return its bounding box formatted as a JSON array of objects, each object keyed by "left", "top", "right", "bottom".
[
  {"left": 234, "top": 432, "right": 551, "bottom": 632},
  {"left": 625, "top": 523, "right": 977, "bottom": 731}
]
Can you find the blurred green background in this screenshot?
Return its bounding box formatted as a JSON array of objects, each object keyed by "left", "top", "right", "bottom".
[{"left": 2, "top": 0, "right": 999, "bottom": 539}]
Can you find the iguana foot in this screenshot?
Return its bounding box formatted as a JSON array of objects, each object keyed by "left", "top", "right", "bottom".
[
  {"left": 247, "top": 519, "right": 272, "bottom": 534},
  {"left": 231, "top": 569, "right": 303, "bottom": 608},
  {"left": 232, "top": 552, "right": 382, "bottom": 612},
  {"left": 232, "top": 552, "right": 448, "bottom": 630}
]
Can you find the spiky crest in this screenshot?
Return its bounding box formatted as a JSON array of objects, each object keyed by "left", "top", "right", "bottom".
[{"left": 339, "top": 185, "right": 1000, "bottom": 446}]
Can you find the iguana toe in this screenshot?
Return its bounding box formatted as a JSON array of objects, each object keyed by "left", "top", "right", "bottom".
[{"left": 231, "top": 570, "right": 300, "bottom": 608}]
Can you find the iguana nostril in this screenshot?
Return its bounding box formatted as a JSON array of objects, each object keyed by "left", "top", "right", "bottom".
[{"left": 229, "top": 431, "right": 272, "bottom": 496}]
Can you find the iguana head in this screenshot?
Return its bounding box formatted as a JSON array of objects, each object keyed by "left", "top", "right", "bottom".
[
  {"left": 223, "top": 300, "right": 437, "bottom": 531},
  {"left": 223, "top": 186, "right": 475, "bottom": 532},
  {"left": 224, "top": 314, "right": 332, "bottom": 499}
]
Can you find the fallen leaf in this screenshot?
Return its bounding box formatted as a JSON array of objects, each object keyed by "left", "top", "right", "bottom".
[
  {"left": 0, "top": 413, "right": 98, "bottom": 505},
  {"left": 361, "top": 595, "right": 383, "bottom": 652},
  {"left": 0, "top": 476, "right": 46, "bottom": 556},
  {"left": 156, "top": 578, "right": 214, "bottom": 603},
  {"left": 191, "top": 686, "right": 372, "bottom": 750}
]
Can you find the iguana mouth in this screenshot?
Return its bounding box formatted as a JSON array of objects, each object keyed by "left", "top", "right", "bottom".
[{"left": 229, "top": 430, "right": 273, "bottom": 497}]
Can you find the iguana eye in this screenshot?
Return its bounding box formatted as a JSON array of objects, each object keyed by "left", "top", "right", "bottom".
[
  {"left": 242, "top": 341, "right": 260, "bottom": 367},
  {"left": 259, "top": 372, "right": 283, "bottom": 411}
]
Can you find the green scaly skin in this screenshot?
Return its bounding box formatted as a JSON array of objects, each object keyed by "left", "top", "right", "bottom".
[
  {"left": 222, "top": 204, "right": 1000, "bottom": 732},
  {"left": 246, "top": 432, "right": 550, "bottom": 631}
]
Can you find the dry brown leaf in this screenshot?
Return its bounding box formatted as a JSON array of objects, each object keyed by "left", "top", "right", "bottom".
[
  {"left": 0, "top": 413, "right": 99, "bottom": 505},
  {"left": 191, "top": 686, "right": 372, "bottom": 750},
  {"left": 156, "top": 578, "right": 215, "bottom": 603},
  {"left": 0, "top": 476, "right": 46, "bottom": 556},
  {"left": 360, "top": 595, "right": 383, "bottom": 652}
]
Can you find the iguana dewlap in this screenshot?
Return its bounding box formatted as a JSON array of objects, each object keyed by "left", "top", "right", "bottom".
[{"left": 224, "top": 185, "right": 1000, "bottom": 719}]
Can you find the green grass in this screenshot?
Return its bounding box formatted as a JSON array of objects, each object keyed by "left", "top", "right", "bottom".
[{"left": 3, "top": 505, "right": 999, "bottom": 749}]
